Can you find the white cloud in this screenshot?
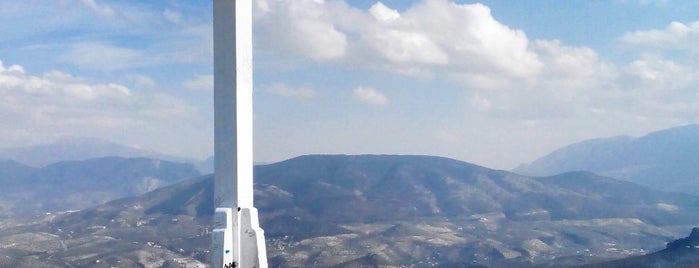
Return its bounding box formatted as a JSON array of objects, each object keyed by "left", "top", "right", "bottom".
[
  {"left": 255, "top": 0, "right": 349, "bottom": 61},
  {"left": 0, "top": 68, "right": 131, "bottom": 102},
  {"left": 0, "top": 61, "right": 24, "bottom": 73},
  {"left": 0, "top": 60, "right": 200, "bottom": 154},
  {"left": 183, "top": 74, "right": 214, "bottom": 91},
  {"left": 622, "top": 21, "right": 699, "bottom": 52},
  {"left": 254, "top": 0, "right": 543, "bottom": 87},
  {"left": 61, "top": 42, "right": 142, "bottom": 71},
  {"left": 353, "top": 86, "right": 387, "bottom": 105},
  {"left": 126, "top": 74, "right": 156, "bottom": 88},
  {"left": 369, "top": 2, "right": 400, "bottom": 22},
  {"left": 362, "top": 24, "right": 448, "bottom": 66},
  {"left": 619, "top": 54, "right": 699, "bottom": 116},
  {"left": 400, "top": 1, "right": 541, "bottom": 77},
  {"left": 624, "top": 54, "right": 689, "bottom": 84},
  {"left": 534, "top": 39, "right": 616, "bottom": 89},
  {"left": 264, "top": 83, "right": 316, "bottom": 98},
  {"left": 0, "top": 1, "right": 218, "bottom": 158},
  {"left": 7, "top": 0, "right": 699, "bottom": 168},
  {"left": 253, "top": 0, "right": 699, "bottom": 130},
  {"left": 656, "top": 203, "right": 678, "bottom": 212}
]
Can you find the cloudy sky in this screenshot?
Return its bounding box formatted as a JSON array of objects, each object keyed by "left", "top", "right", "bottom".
[{"left": 1, "top": 0, "right": 698, "bottom": 169}]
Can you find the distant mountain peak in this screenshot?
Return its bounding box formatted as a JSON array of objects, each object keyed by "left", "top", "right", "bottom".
[
  {"left": 0, "top": 137, "right": 186, "bottom": 167},
  {"left": 0, "top": 156, "right": 201, "bottom": 216},
  {"left": 665, "top": 227, "right": 699, "bottom": 250},
  {"left": 514, "top": 124, "right": 699, "bottom": 194}
]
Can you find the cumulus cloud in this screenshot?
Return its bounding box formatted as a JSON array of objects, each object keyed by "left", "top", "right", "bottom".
[
  {"left": 622, "top": 21, "right": 699, "bottom": 52},
  {"left": 183, "top": 74, "right": 214, "bottom": 91},
  {"left": 254, "top": 0, "right": 547, "bottom": 87},
  {"left": 619, "top": 54, "right": 699, "bottom": 117},
  {"left": 0, "top": 68, "right": 131, "bottom": 102},
  {"left": 362, "top": 2, "right": 448, "bottom": 67},
  {"left": 253, "top": 0, "right": 653, "bottom": 128},
  {"left": 258, "top": 0, "right": 639, "bottom": 98},
  {"left": 534, "top": 39, "right": 616, "bottom": 89},
  {"left": 353, "top": 86, "right": 387, "bottom": 105},
  {"left": 0, "top": 1, "right": 219, "bottom": 157},
  {"left": 263, "top": 83, "right": 316, "bottom": 98},
  {"left": 254, "top": 0, "right": 698, "bottom": 121},
  {"left": 624, "top": 54, "right": 688, "bottom": 84},
  {"left": 255, "top": 0, "right": 349, "bottom": 61},
  {"left": 402, "top": 1, "right": 540, "bottom": 76},
  {"left": 369, "top": 2, "right": 400, "bottom": 22},
  {"left": 616, "top": 22, "right": 699, "bottom": 120},
  {"left": 0, "top": 60, "right": 199, "bottom": 151}
]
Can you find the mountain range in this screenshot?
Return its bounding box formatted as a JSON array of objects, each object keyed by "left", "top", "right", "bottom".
[
  {"left": 2, "top": 154, "right": 698, "bottom": 267},
  {"left": 0, "top": 137, "right": 156, "bottom": 167},
  {"left": 515, "top": 124, "right": 699, "bottom": 194},
  {"left": 0, "top": 156, "right": 200, "bottom": 218},
  {"left": 0, "top": 137, "right": 214, "bottom": 173},
  {"left": 2, "top": 124, "right": 699, "bottom": 266}
]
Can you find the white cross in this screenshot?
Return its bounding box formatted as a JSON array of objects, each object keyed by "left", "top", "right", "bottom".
[{"left": 212, "top": 1, "right": 267, "bottom": 267}]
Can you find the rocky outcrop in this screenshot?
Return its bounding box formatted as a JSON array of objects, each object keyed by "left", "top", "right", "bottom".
[{"left": 666, "top": 227, "right": 699, "bottom": 250}]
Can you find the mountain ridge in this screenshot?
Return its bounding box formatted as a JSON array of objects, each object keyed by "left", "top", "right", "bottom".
[
  {"left": 0, "top": 137, "right": 153, "bottom": 167},
  {"left": 0, "top": 137, "right": 213, "bottom": 173},
  {"left": 0, "top": 156, "right": 200, "bottom": 217},
  {"left": 11, "top": 154, "right": 699, "bottom": 267},
  {"left": 515, "top": 124, "right": 699, "bottom": 194}
]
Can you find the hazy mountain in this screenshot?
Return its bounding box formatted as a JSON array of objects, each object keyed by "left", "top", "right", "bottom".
[
  {"left": 252, "top": 155, "right": 699, "bottom": 225},
  {"left": 0, "top": 160, "right": 33, "bottom": 184},
  {"left": 4, "top": 155, "right": 699, "bottom": 267},
  {"left": 514, "top": 124, "right": 699, "bottom": 194},
  {"left": 0, "top": 156, "right": 200, "bottom": 218},
  {"left": 195, "top": 155, "right": 214, "bottom": 174},
  {"left": 0, "top": 137, "right": 210, "bottom": 171},
  {"left": 0, "top": 137, "right": 158, "bottom": 167}
]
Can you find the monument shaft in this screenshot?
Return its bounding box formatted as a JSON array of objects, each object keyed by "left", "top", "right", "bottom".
[{"left": 213, "top": 1, "right": 267, "bottom": 267}]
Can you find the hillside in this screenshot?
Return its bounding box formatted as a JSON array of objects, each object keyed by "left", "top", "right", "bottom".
[
  {"left": 0, "top": 137, "right": 212, "bottom": 173},
  {"left": 581, "top": 227, "right": 699, "bottom": 267},
  {"left": 3, "top": 155, "right": 698, "bottom": 267},
  {"left": 0, "top": 137, "right": 156, "bottom": 167},
  {"left": 515, "top": 124, "right": 699, "bottom": 194},
  {"left": 0, "top": 156, "right": 200, "bottom": 218},
  {"left": 0, "top": 160, "right": 33, "bottom": 184}
]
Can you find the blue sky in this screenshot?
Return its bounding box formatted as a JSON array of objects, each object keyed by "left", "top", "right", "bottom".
[{"left": 1, "top": 0, "right": 699, "bottom": 169}]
